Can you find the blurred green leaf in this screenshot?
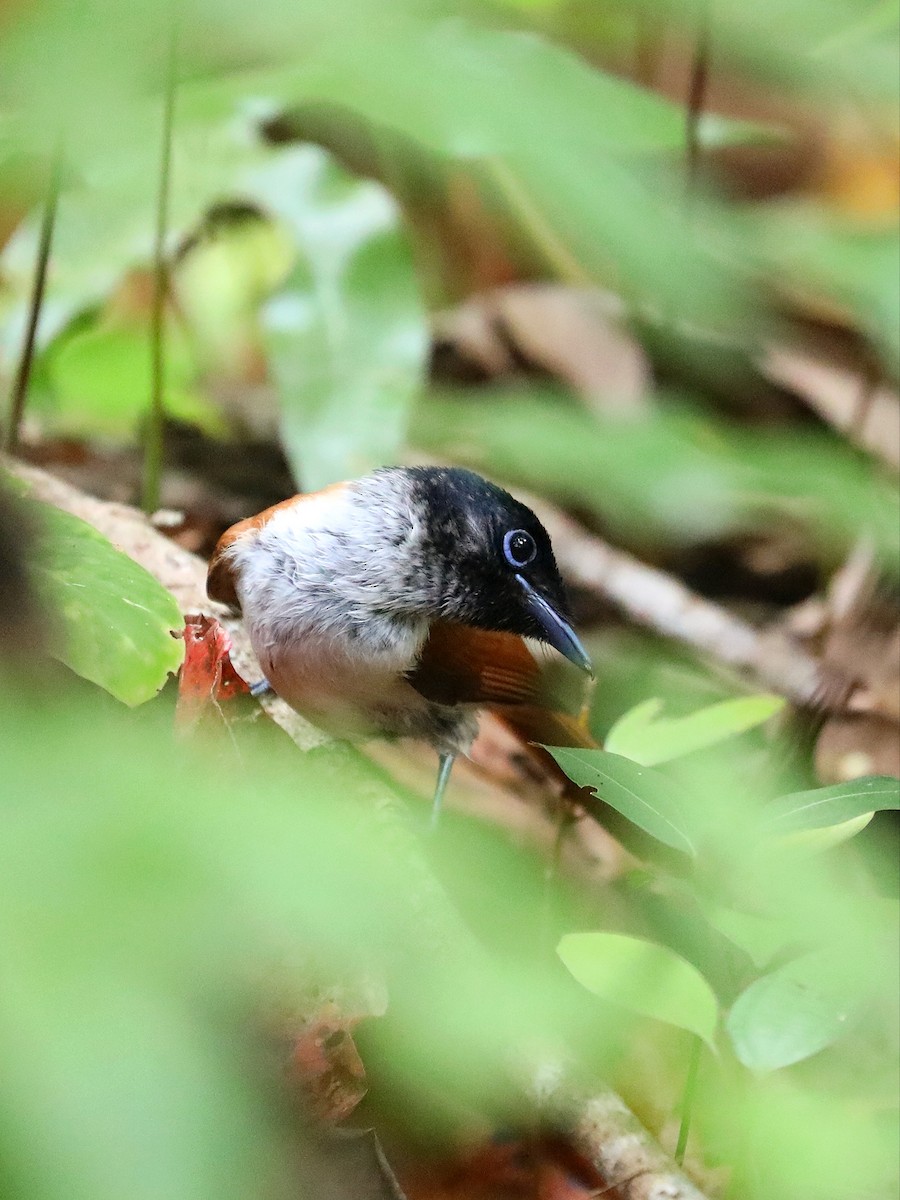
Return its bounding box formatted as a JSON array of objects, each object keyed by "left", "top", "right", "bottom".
[
  {"left": 256, "top": 147, "right": 428, "bottom": 488},
  {"left": 815, "top": 0, "right": 900, "bottom": 52},
  {"left": 412, "top": 388, "right": 900, "bottom": 569},
  {"left": 660, "top": 0, "right": 900, "bottom": 103},
  {"left": 606, "top": 694, "right": 785, "bottom": 765},
  {"left": 176, "top": 15, "right": 750, "bottom": 330},
  {"left": 545, "top": 746, "right": 697, "bottom": 855},
  {"left": 698, "top": 903, "right": 792, "bottom": 969},
  {"left": 558, "top": 930, "right": 719, "bottom": 1046},
  {"left": 727, "top": 951, "right": 866, "bottom": 1071},
  {"left": 700, "top": 1074, "right": 900, "bottom": 1200},
  {"left": 0, "top": 102, "right": 281, "bottom": 359},
  {"left": 0, "top": 690, "right": 400, "bottom": 1200},
  {"left": 27, "top": 503, "right": 184, "bottom": 704},
  {"left": 175, "top": 212, "right": 295, "bottom": 373},
  {"left": 45, "top": 318, "right": 222, "bottom": 437},
  {"left": 763, "top": 776, "right": 900, "bottom": 833},
  {"left": 750, "top": 204, "right": 900, "bottom": 374}
]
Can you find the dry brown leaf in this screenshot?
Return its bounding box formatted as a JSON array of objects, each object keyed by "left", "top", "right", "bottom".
[
  {"left": 433, "top": 285, "right": 650, "bottom": 416},
  {"left": 288, "top": 1003, "right": 369, "bottom": 1125},
  {"left": 762, "top": 341, "right": 900, "bottom": 470}
]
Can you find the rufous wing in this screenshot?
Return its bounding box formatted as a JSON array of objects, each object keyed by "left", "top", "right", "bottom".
[
  {"left": 408, "top": 621, "right": 595, "bottom": 749},
  {"left": 408, "top": 622, "right": 544, "bottom": 708}
]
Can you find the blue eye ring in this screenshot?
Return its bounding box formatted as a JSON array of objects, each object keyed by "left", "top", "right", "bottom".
[{"left": 503, "top": 528, "right": 537, "bottom": 569}]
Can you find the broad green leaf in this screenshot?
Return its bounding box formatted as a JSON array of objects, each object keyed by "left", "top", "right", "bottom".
[
  {"left": 172, "top": 17, "right": 750, "bottom": 333},
  {"left": 749, "top": 205, "right": 900, "bottom": 374},
  {"left": 558, "top": 931, "right": 719, "bottom": 1046},
  {"left": 27, "top": 502, "right": 184, "bottom": 704},
  {"left": 727, "top": 951, "right": 866, "bottom": 1071},
  {"left": 545, "top": 747, "right": 696, "bottom": 855},
  {"left": 0, "top": 105, "right": 280, "bottom": 354},
  {"left": 777, "top": 812, "right": 876, "bottom": 855},
  {"left": 816, "top": 0, "right": 900, "bottom": 53},
  {"left": 256, "top": 147, "right": 428, "bottom": 489},
  {"left": 44, "top": 320, "right": 222, "bottom": 437},
  {"left": 663, "top": 0, "right": 900, "bottom": 104},
  {"left": 699, "top": 904, "right": 792, "bottom": 969},
  {"left": 763, "top": 776, "right": 900, "bottom": 834},
  {"left": 605, "top": 694, "right": 785, "bottom": 765}
]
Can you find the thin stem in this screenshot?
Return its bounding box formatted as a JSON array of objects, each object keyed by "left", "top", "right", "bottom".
[
  {"left": 675, "top": 1034, "right": 703, "bottom": 1166},
  {"left": 141, "top": 10, "right": 179, "bottom": 514},
  {"left": 484, "top": 157, "right": 590, "bottom": 286},
  {"left": 848, "top": 355, "right": 881, "bottom": 443},
  {"left": 634, "top": 2, "right": 663, "bottom": 89},
  {"left": 685, "top": 0, "right": 711, "bottom": 204},
  {"left": 540, "top": 803, "right": 575, "bottom": 952},
  {"left": 4, "top": 147, "right": 63, "bottom": 454}
]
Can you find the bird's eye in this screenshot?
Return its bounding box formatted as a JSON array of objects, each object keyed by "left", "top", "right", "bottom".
[{"left": 503, "top": 529, "right": 537, "bottom": 568}]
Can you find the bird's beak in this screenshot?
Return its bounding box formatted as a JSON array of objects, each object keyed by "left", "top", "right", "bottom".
[{"left": 516, "top": 574, "right": 593, "bottom": 675}]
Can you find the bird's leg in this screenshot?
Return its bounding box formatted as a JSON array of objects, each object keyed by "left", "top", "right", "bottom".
[
  {"left": 249, "top": 677, "right": 273, "bottom": 698},
  {"left": 430, "top": 752, "right": 456, "bottom": 830}
]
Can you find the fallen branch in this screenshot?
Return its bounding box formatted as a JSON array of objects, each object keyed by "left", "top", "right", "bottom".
[
  {"left": 532, "top": 501, "right": 853, "bottom": 711},
  {"left": 533, "top": 1062, "right": 710, "bottom": 1200}
]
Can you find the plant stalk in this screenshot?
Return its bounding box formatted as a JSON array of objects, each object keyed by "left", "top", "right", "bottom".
[
  {"left": 675, "top": 1034, "right": 703, "bottom": 1165},
  {"left": 141, "top": 11, "right": 180, "bottom": 514},
  {"left": 685, "top": 0, "right": 711, "bottom": 203},
  {"left": 3, "top": 148, "right": 62, "bottom": 454}
]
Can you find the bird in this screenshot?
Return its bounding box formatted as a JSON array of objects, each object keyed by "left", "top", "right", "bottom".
[{"left": 207, "top": 465, "right": 594, "bottom": 824}]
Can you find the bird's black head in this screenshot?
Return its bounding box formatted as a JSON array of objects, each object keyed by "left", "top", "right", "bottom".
[{"left": 400, "top": 466, "right": 591, "bottom": 673}]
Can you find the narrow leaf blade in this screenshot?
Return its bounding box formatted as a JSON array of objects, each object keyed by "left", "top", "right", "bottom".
[
  {"left": 606, "top": 694, "right": 784, "bottom": 766},
  {"left": 545, "top": 747, "right": 696, "bottom": 855},
  {"left": 763, "top": 777, "right": 900, "bottom": 834}
]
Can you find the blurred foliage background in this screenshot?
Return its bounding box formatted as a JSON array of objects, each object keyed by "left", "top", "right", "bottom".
[{"left": 0, "top": 0, "right": 898, "bottom": 1198}]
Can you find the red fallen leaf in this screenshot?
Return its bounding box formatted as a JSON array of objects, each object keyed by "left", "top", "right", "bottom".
[
  {"left": 288, "top": 1004, "right": 368, "bottom": 1125},
  {"left": 175, "top": 613, "right": 250, "bottom": 728}
]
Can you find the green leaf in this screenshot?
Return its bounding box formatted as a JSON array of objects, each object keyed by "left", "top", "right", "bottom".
[
  {"left": 606, "top": 694, "right": 785, "bottom": 765},
  {"left": 558, "top": 931, "right": 719, "bottom": 1047},
  {"left": 0, "top": 689, "right": 405, "bottom": 1200},
  {"left": 727, "top": 951, "right": 866, "bottom": 1071},
  {"left": 256, "top": 147, "right": 428, "bottom": 489},
  {"left": 172, "top": 16, "right": 749, "bottom": 334},
  {"left": 699, "top": 904, "right": 792, "bottom": 969},
  {"left": 45, "top": 320, "right": 222, "bottom": 438},
  {"left": 763, "top": 776, "right": 900, "bottom": 834},
  {"left": 411, "top": 389, "right": 900, "bottom": 573},
  {"left": 0, "top": 105, "right": 279, "bottom": 355},
  {"left": 749, "top": 205, "right": 900, "bottom": 374},
  {"left": 27, "top": 502, "right": 184, "bottom": 704},
  {"left": 544, "top": 747, "right": 696, "bottom": 855}
]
